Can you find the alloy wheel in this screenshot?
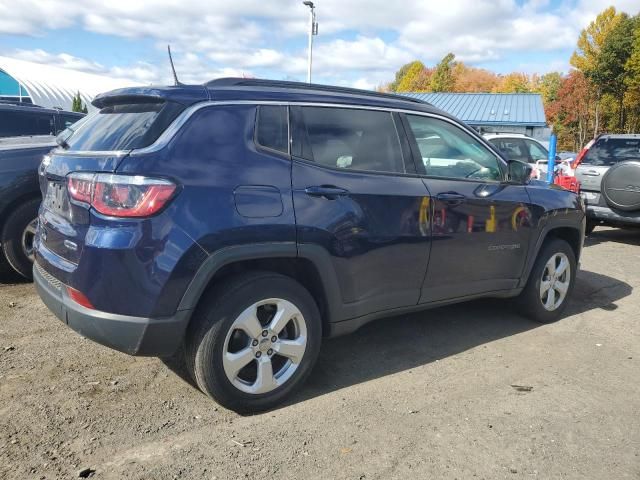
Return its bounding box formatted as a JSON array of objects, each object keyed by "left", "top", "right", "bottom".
[
  {"left": 222, "top": 298, "right": 307, "bottom": 394},
  {"left": 21, "top": 219, "right": 38, "bottom": 262},
  {"left": 539, "top": 252, "right": 571, "bottom": 311}
]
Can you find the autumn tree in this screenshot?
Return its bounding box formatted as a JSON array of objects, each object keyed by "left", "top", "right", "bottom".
[
  {"left": 625, "top": 19, "right": 640, "bottom": 132},
  {"left": 494, "top": 73, "right": 531, "bottom": 93},
  {"left": 430, "top": 53, "right": 456, "bottom": 92},
  {"left": 453, "top": 63, "right": 499, "bottom": 92},
  {"left": 390, "top": 60, "right": 432, "bottom": 92},
  {"left": 546, "top": 71, "right": 592, "bottom": 150}
]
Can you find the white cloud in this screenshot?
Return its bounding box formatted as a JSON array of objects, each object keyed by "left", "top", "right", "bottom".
[{"left": 0, "top": 0, "right": 638, "bottom": 88}]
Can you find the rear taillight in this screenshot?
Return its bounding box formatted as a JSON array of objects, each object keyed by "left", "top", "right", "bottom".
[{"left": 67, "top": 173, "right": 177, "bottom": 218}]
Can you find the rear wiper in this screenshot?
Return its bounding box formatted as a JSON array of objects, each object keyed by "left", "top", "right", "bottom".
[{"left": 55, "top": 128, "right": 72, "bottom": 149}]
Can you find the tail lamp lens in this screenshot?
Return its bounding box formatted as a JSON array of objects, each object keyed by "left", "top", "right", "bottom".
[{"left": 67, "top": 173, "right": 176, "bottom": 218}]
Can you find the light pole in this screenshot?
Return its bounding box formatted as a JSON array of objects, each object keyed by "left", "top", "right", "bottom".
[{"left": 302, "top": 1, "right": 317, "bottom": 83}]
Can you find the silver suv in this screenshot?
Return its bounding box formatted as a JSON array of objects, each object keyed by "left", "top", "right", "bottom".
[{"left": 575, "top": 134, "right": 640, "bottom": 234}]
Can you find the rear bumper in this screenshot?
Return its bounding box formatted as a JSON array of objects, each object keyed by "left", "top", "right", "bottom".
[
  {"left": 34, "top": 262, "right": 191, "bottom": 357},
  {"left": 586, "top": 205, "right": 640, "bottom": 225}
]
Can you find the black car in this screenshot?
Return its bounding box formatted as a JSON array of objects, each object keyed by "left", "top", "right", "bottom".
[
  {"left": 0, "top": 104, "right": 85, "bottom": 278},
  {"left": 34, "top": 79, "right": 585, "bottom": 412},
  {"left": 0, "top": 102, "right": 84, "bottom": 138}
]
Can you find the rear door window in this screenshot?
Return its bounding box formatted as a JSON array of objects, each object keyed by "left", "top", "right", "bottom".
[
  {"left": 64, "top": 101, "right": 184, "bottom": 152},
  {"left": 582, "top": 138, "right": 640, "bottom": 166},
  {"left": 293, "top": 106, "right": 405, "bottom": 174}
]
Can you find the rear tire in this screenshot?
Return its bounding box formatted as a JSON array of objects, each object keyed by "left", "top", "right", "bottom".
[
  {"left": 516, "top": 238, "right": 576, "bottom": 323},
  {"left": 185, "top": 272, "right": 322, "bottom": 413},
  {"left": 2, "top": 199, "right": 40, "bottom": 280}
]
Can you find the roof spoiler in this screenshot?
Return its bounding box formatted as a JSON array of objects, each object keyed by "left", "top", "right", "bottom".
[{"left": 92, "top": 86, "right": 210, "bottom": 109}]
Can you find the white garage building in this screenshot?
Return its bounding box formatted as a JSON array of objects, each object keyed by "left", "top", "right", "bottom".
[{"left": 0, "top": 56, "right": 136, "bottom": 112}]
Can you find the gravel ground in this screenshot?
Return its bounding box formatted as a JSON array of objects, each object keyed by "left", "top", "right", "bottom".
[{"left": 1, "top": 227, "right": 639, "bottom": 480}]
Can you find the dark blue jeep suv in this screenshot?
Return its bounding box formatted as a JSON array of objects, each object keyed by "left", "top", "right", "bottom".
[{"left": 34, "top": 79, "right": 585, "bottom": 412}]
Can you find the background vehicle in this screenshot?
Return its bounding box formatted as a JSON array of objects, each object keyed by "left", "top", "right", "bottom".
[
  {"left": 574, "top": 134, "right": 640, "bottom": 234},
  {"left": 34, "top": 79, "right": 585, "bottom": 412},
  {"left": 0, "top": 136, "right": 56, "bottom": 278},
  {"left": 484, "top": 133, "right": 550, "bottom": 178},
  {"left": 485, "top": 133, "right": 579, "bottom": 192},
  {"left": 0, "top": 102, "right": 84, "bottom": 138},
  {"left": 0, "top": 104, "right": 84, "bottom": 279}
]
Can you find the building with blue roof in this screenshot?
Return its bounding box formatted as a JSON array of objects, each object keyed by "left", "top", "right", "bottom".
[{"left": 399, "top": 92, "right": 550, "bottom": 142}]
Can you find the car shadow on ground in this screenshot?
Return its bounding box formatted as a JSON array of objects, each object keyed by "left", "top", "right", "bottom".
[
  {"left": 163, "top": 268, "right": 631, "bottom": 412},
  {"left": 584, "top": 227, "right": 640, "bottom": 247}
]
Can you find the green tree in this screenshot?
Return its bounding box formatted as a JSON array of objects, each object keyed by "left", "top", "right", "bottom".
[
  {"left": 570, "top": 6, "right": 624, "bottom": 135},
  {"left": 430, "top": 53, "right": 456, "bottom": 92},
  {"left": 71, "top": 92, "right": 85, "bottom": 113},
  {"left": 570, "top": 6, "right": 623, "bottom": 73},
  {"left": 590, "top": 14, "right": 637, "bottom": 130},
  {"left": 538, "top": 72, "right": 563, "bottom": 104}
]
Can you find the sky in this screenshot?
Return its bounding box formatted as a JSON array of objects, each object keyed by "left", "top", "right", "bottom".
[{"left": 0, "top": 0, "right": 639, "bottom": 90}]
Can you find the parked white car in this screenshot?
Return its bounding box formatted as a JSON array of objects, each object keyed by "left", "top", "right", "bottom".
[{"left": 483, "top": 133, "right": 555, "bottom": 179}]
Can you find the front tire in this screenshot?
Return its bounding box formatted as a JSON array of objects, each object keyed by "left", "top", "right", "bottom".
[
  {"left": 2, "top": 199, "right": 40, "bottom": 280},
  {"left": 516, "top": 238, "right": 576, "bottom": 323},
  {"left": 185, "top": 272, "right": 322, "bottom": 413}
]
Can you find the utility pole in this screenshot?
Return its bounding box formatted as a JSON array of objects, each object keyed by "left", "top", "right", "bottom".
[{"left": 302, "top": 1, "right": 317, "bottom": 83}]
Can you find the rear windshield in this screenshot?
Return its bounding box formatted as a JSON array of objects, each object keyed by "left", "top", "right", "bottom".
[
  {"left": 582, "top": 138, "right": 640, "bottom": 166},
  {"left": 64, "top": 101, "right": 184, "bottom": 151}
]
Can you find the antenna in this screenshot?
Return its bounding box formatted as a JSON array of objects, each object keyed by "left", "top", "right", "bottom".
[{"left": 167, "top": 45, "right": 182, "bottom": 86}]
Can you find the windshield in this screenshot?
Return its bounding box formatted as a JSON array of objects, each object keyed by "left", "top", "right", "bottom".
[
  {"left": 582, "top": 138, "right": 640, "bottom": 166},
  {"left": 62, "top": 101, "right": 184, "bottom": 152}
]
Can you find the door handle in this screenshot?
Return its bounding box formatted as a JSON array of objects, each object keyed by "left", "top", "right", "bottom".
[
  {"left": 582, "top": 170, "right": 601, "bottom": 176},
  {"left": 436, "top": 192, "right": 466, "bottom": 202},
  {"left": 304, "top": 186, "right": 349, "bottom": 199}
]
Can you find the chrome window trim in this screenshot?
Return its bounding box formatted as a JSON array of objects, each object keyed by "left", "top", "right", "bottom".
[
  {"left": 56, "top": 99, "right": 505, "bottom": 169},
  {"left": 50, "top": 147, "right": 131, "bottom": 157}
]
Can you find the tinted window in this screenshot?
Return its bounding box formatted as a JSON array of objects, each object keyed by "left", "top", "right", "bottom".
[
  {"left": 489, "top": 138, "right": 529, "bottom": 162},
  {"left": 64, "top": 102, "right": 184, "bottom": 151},
  {"left": 0, "top": 110, "right": 54, "bottom": 137},
  {"left": 583, "top": 138, "right": 640, "bottom": 166},
  {"left": 407, "top": 115, "right": 502, "bottom": 181},
  {"left": 296, "top": 107, "right": 405, "bottom": 174},
  {"left": 524, "top": 139, "right": 548, "bottom": 161},
  {"left": 59, "top": 114, "right": 83, "bottom": 131},
  {"left": 256, "top": 105, "right": 288, "bottom": 154}
]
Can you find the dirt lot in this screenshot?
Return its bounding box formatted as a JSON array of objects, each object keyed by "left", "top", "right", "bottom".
[{"left": 1, "top": 227, "right": 639, "bottom": 480}]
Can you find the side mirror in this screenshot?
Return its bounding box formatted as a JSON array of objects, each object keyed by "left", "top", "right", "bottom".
[
  {"left": 507, "top": 160, "right": 532, "bottom": 184},
  {"left": 555, "top": 155, "right": 561, "bottom": 162}
]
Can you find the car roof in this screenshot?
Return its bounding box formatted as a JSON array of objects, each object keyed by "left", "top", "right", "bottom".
[
  {"left": 93, "top": 78, "right": 450, "bottom": 118},
  {"left": 483, "top": 132, "right": 528, "bottom": 139},
  {"left": 596, "top": 133, "right": 640, "bottom": 140}
]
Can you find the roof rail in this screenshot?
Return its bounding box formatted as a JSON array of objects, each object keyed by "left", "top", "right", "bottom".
[{"left": 205, "top": 78, "right": 429, "bottom": 105}]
